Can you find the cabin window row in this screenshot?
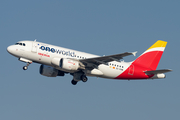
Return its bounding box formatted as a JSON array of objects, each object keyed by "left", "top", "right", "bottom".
[
  {"left": 109, "top": 63, "right": 124, "bottom": 68},
  {"left": 74, "top": 55, "right": 86, "bottom": 59}
]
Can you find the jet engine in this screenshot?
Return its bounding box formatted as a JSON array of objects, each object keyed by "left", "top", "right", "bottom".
[
  {"left": 60, "top": 58, "right": 80, "bottom": 71},
  {"left": 51, "top": 58, "right": 84, "bottom": 71},
  {"left": 39, "top": 64, "right": 64, "bottom": 77}
]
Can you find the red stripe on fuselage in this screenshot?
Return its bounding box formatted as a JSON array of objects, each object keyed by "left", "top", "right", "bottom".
[{"left": 115, "top": 64, "right": 154, "bottom": 79}]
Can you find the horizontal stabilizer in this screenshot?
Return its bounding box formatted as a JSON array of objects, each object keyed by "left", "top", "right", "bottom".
[{"left": 144, "top": 69, "right": 172, "bottom": 74}]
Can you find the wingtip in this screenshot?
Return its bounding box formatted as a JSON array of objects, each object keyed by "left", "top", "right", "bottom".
[
  {"left": 132, "top": 51, "right": 137, "bottom": 56},
  {"left": 167, "top": 69, "right": 173, "bottom": 72}
]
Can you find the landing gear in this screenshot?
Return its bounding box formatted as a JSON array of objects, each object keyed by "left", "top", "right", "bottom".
[
  {"left": 18, "top": 58, "right": 32, "bottom": 71},
  {"left": 71, "top": 80, "right": 78, "bottom": 85},
  {"left": 23, "top": 63, "right": 30, "bottom": 70},
  {"left": 23, "top": 66, "right": 28, "bottom": 70},
  {"left": 71, "top": 72, "right": 88, "bottom": 85},
  {"left": 81, "top": 75, "right": 88, "bottom": 82}
]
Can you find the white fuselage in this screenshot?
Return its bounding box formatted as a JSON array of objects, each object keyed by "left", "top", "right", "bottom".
[{"left": 7, "top": 41, "right": 131, "bottom": 79}]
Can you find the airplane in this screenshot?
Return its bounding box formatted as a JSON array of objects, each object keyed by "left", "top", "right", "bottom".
[{"left": 7, "top": 40, "right": 172, "bottom": 85}]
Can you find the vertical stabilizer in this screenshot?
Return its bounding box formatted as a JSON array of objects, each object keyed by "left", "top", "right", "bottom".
[{"left": 133, "top": 40, "right": 167, "bottom": 70}]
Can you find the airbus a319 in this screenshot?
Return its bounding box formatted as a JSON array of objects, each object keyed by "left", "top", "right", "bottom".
[{"left": 7, "top": 40, "right": 172, "bottom": 85}]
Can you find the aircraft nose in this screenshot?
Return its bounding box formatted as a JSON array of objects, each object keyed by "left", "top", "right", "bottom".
[{"left": 7, "top": 45, "right": 14, "bottom": 54}]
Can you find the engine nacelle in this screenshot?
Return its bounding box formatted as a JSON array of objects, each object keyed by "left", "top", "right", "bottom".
[
  {"left": 51, "top": 58, "right": 80, "bottom": 71},
  {"left": 60, "top": 58, "right": 80, "bottom": 71},
  {"left": 39, "top": 65, "right": 64, "bottom": 77}
]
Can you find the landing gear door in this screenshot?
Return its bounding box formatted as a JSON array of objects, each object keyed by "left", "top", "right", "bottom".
[{"left": 31, "top": 41, "right": 37, "bottom": 53}]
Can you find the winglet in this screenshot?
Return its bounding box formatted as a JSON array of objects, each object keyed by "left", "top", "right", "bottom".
[{"left": 132, "top": 51, "right": 137, "bottom": 56}]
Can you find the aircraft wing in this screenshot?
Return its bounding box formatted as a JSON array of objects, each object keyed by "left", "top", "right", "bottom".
[
  {"left": 80, "top": 51, "right": 137, "bottom": 68},
  {"left": 144, "top": 69, "right": 172, "bottom": 74}
]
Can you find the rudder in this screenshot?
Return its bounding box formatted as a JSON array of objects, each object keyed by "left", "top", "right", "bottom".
[{"left": 133, "top": 40, "right": 167, "bottom": 70}]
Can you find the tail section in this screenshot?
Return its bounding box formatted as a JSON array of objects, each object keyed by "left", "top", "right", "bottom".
[{"left": 133, "top": 40, "right": 167, "bottom": 70}]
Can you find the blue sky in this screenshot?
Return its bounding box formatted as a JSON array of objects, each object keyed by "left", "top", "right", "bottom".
[{"left": 1, "top": 0, "right": 179, "bottom": 120}]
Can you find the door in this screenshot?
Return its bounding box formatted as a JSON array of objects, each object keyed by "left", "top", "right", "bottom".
[
  {"left": 31, "top": 41, "right": 37, "bottom": 53},
  {"left": 128, "top": 65, "right": 134, "bottom": 75}
]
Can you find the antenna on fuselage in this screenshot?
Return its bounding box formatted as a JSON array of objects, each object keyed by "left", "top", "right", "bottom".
[{"left": 34, "top": 39, "right": 37, "bottom": 42}]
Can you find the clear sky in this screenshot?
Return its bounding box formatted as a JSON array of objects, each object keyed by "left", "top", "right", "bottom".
[{"left": 1, "top": 0, "right": 179, "bottom": 120}]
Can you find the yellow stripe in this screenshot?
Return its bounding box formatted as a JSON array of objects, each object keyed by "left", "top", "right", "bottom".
[{"left": 147, "top": 40, "right": 167, "bottom": 50}]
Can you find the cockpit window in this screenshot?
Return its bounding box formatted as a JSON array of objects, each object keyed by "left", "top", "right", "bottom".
[{"left": 15, "top": 43, "right": 26, "bottom": 46}]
